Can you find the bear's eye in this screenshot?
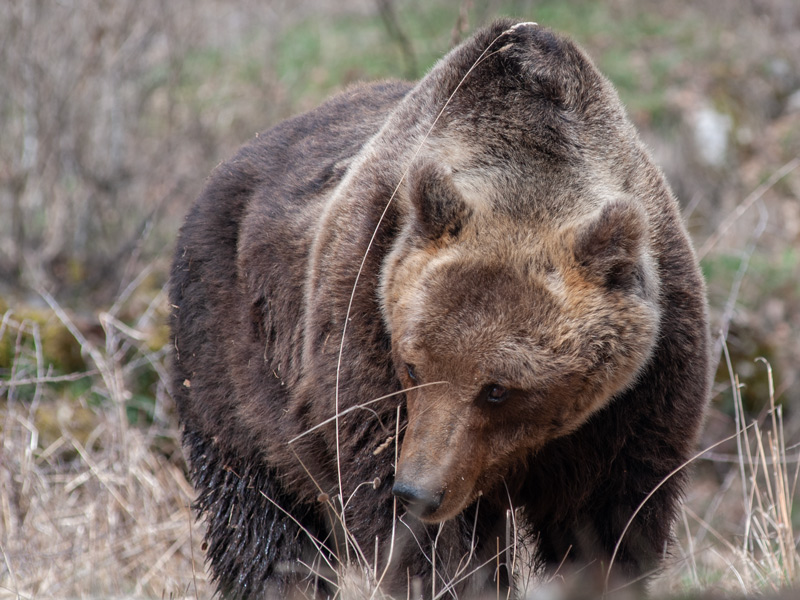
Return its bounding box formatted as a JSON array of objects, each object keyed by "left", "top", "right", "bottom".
[
  {"left": 485, "top": 384, "right": 508, "bottom": 404},
  {"left": 405, "top": 364, "right": 418, "bottom": 384}
]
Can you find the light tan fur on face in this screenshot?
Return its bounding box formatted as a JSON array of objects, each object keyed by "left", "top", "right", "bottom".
[{"left": 383, "top": 197, "right": 661, "bottom": 522}]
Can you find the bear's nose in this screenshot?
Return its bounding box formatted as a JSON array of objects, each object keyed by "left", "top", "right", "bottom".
[{"left": 392, "top": 481, "right": 443, "bottom": 517}]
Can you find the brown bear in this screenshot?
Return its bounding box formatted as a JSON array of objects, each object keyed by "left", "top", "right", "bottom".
[{"left": 169, "top": 19, "right": 710, "bottom": 599}]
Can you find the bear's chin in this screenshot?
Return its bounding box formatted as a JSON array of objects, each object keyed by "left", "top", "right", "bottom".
[{"left": 412, "top": 505, "right": 463, "bottom": 525}]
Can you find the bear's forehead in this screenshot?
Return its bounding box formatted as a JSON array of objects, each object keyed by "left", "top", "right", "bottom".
[
  {"left": 396, "top": 305, "right": 583, "bottom": 390},
  {"left": 415, "top": 237, "right": 567, "bottom": 302},
  {"left": 400, "top": 259, "right": 564, "bottom": 347},
  {"left": 393, "top": 242, "right": 618, "bottom": 377},
  {"left": 421, "top": 256, "right": 550, "bottom": 313}
]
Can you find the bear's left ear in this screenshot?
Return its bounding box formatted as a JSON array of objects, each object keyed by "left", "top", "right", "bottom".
[
  {"left": 573, "top": 201, "right": 647, "bottom": 289},
  {"left": 408, "top": 161, "right": 472, "bottom": 241}
]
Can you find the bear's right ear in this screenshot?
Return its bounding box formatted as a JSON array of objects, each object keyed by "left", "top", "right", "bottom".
[
  {"left": 408, "top": 161, "right": 472, "bottom": 242},
  {"left": 573, "top": 200, "right": 647, "bottom": 289}
]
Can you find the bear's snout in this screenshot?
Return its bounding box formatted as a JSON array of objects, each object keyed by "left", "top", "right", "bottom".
[{"left": 392, "top": 480, "right": 443, "bottom": 518}]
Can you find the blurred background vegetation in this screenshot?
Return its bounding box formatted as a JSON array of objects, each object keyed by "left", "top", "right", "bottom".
[{"left": 1, "top": 0, "right": 799, "bottom": 598}]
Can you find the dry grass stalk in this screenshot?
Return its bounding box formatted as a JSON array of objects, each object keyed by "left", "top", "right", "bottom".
[
  {"left": 0, "top": 293, "right": 210, "bottom": 599},
  {"left": 657, "top": 351, "right": 799, "bottom": 598}
]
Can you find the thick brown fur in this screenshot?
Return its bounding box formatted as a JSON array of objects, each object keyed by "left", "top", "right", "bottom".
[{"left": 170, "top": 20, "right": 710, "bottom": 599}]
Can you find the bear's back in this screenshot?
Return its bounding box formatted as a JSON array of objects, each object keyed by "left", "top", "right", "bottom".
[{"left": 169, "top": 80, "right": 411, "bottom": 441}]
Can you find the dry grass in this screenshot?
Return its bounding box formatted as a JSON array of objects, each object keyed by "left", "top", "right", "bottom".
[
  {"left": 652, "top": 354, "right": 799, "bottom": 599},
  {"left": 0, "top": 279, "right": 798, "bottom": 600},
  {"left": 0, "top": 291, "right": 211, "bottom": 599}
]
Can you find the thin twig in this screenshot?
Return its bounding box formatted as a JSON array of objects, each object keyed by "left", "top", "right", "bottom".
[
  {"left": 712, "top": 196, "right": 768, "bottom": 373},
  {"left": 697, "top": 158, "right": 800, "bottom": 259},
  {"left": 0, "top": 370, "right": 99, "bottom": 388},
  {"left": 604, "top": 423, "right": 757, "bottom": 595}
]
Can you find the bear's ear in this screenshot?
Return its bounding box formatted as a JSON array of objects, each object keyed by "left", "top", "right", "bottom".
[
  {"left": 408, "top": 161, "right": 472, "bottom": 241},
  {"left": 573, "top": 201, "right": 647, "bottom": 289}
]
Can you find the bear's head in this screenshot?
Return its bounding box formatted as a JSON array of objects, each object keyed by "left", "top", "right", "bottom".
[{"left": 380, "top": 159, "right": 662, "bottom": 523}]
